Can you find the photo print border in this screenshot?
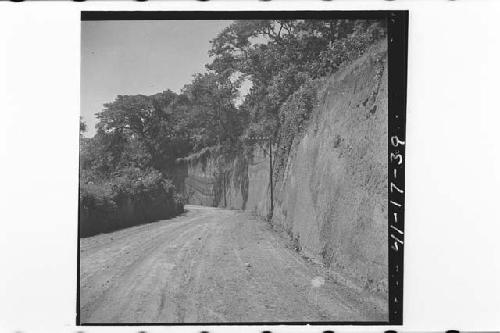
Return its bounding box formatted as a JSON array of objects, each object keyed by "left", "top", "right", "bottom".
[{"left": 78, "top": 9, "right": 408, "bottom": 326}]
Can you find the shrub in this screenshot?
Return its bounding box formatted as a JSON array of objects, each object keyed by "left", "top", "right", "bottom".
[
  {"left": 79, "top": 168, "right": 185, "bottom": 237},
  {"left": 79, "top": 182, "right": 117, "bottom": 236},
  {"left": 312, "top": 26, "right": 386, "bottom": 78}
]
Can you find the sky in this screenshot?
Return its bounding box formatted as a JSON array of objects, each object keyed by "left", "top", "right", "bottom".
[{"left": 81, "top": 20, "right": 232, "bottom": 137}]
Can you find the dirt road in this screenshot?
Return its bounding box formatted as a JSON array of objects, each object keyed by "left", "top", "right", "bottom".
[{"left": 79, "top": 205, "right": 387, "bottom": 323}]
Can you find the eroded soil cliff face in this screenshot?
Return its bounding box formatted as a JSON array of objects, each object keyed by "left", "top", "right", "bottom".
[
  {"left": 178, "top": 40, "right": 388, "bottom": 297},
  {"left": 180, "top": 146, "right": 272, "bottom": 215},
  {"left": 273, "top": 40, "right": 388, "bottom": 295}
]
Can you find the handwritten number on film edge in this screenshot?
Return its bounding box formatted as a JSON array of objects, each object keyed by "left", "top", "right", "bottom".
[
  {"left": 391, "top": 135, "right": 405, "bottom": 147},
  {"left": 390, "top": 136, "right": 405, "bottom": 252}
]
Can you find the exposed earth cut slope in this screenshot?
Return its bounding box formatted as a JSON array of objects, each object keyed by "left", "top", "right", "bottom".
[{"left": 177, "top": 40, "right": 388, "bottom": 297}]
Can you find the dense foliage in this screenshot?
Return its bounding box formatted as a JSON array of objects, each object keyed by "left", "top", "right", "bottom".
[
  {"left": 79, "top": 167, "right": 183, "bottom": 236},
  {"left": 208, "top": 19, "right": 386, "bottom": 139},
  {"left": 79, "top": 19, "right": 386, "bottom": 235}
]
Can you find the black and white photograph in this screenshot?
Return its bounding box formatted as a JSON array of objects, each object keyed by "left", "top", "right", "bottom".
[
  {"left": 4, "top": 1, "right": 500, "bottom": 332},
  {"left": 78, "top": 11, "right": 406, "bottom": 325}
]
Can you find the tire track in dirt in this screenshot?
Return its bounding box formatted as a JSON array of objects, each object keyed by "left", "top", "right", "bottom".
[
  {"left": 80, "top": 205, "right": 387, "bottom": 323},
  {"left": 80, "top": 207, "right": 220, "bottom": 322}
]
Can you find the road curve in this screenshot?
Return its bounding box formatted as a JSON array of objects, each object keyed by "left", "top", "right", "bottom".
[{"left": 79, "top": 205, "right": 387, "bottom": 323}]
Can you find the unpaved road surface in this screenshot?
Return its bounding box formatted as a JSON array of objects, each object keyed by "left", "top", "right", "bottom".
[{"left": 80, "top": 205, "right": 387, "bottom": 323}]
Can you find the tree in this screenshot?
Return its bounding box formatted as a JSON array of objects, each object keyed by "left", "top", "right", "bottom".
[
  {"left": 80, "top": 117, "right": 87, "bottom": 136},
  {"left": 94, "top": 90, "right": 191, "bottom": 173},
  {"left": 181, "top": 72, "right": 244, "bottom": 152},
  {"left": 207, "top": 19, "right": 386, "bottom": 139}
]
